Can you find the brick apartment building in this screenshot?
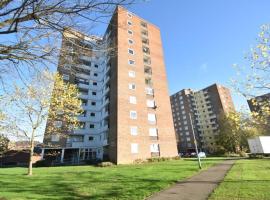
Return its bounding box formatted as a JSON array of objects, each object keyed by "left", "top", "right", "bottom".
[
  {"left": 247, "top": 93, "right": 270, "bottom": 113},
  {"left": 170, "top": 84, "right": 235, "bottom": 154},
  {"left": 42, "top": 6, "right": 178, "bottom": 164}
]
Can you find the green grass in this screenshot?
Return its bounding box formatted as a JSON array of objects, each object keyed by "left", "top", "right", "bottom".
[
  {"left": 0, "top": 158, "right": 222, "bottom": 200},
  {"left": 209, "top": 158, "right": 270, "bottom": 200}
]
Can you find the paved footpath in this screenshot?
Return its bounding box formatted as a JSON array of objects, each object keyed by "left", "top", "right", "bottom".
[{"left": 147, "top": 159, "right": 235, "bottom": 200}]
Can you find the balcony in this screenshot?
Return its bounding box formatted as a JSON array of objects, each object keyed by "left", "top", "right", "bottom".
[
  {"left": 79, "top": 93, "right": 88, "bottom": 99},
  {"left": 77, "top": 83, "right": 89, "bottom": 90}
]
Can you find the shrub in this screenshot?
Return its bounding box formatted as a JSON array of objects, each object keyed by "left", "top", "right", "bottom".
[
  {"left": 85, "top": 159, "right": 102, "bottom": 165},
  {"left": 239, "top": 151, "right": 248, "bottom": 157},
  {"left": 34, "top": 159, "right": 52, "bottom": 167},
  {"left": 133, "top": 159, "right": 145, "bottom": 164}
]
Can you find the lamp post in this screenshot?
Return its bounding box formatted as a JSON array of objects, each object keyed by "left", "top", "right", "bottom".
[{"left": 189, "top": 113, "right": 202, "bottom": 169}]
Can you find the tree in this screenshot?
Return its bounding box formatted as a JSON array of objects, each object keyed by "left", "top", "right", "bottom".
[
  {"left": 216, "top": 111, "right": 260, "bottom": 154},
  {"left": 0, "top": 71, "right": 83, "bottom": 175},
  {"left": 232, "top": 24, "right": 270, "bottom": 133},
  {"left": 0, "top": 0, "right": 134, "bottom": 80},
  {"left": 0, "top": 134, "right": 9, "bottom": 155}
]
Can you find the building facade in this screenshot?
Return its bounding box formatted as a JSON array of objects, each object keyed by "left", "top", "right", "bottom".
[
  {"left": 247, "top": 93, "right": 270, "bottom": 113},
  {"left": 43, "top": 6, "right": 178, "bottom": 164},
  {"left": 170, "top": 84, "right": 235, "bottom": 154}
]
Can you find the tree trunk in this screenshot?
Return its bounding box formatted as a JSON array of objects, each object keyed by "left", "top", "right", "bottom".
[{"left": 28, "top": 129, "right": 35, "bottom": 176}]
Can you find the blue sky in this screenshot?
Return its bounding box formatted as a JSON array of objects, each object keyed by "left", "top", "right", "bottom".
[{"left": 123, "top": 0, "right": 270, "bottom": 110}]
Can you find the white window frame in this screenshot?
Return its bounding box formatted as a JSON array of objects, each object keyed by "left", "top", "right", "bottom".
[
  {"left": 128, "top": 48, "right": 135, "bottom": 55},
  {"left": 127, "top": 12, "right": 133, "bottom": 18},
  {"left": 145, "top": 87, "right": 154, "bottom": 95},
  {"left": 63, "top": 74, "right": 69, "bottom": 81},
  {"left": 128, "top": 38, "right": 134, "bottom": 45},
  {"left": 149, "top": 128, "right": 158, "bottom": 137},
  {"left": 128, "top": 30, "right": 133, "bottom": 35},
  {"left": 54, "top": 121, "right": 62, "bottom": 128},
  {"left": 51, "top": 134, "right": 60, "bottom": 142},
  {"left": 131, "top": 143, "right": 138, "bottom": 154},
  {"left": 128, "top": 59, "right": 135, "bottom": 65},
  {"left": 146, "top": 99, "right": 155, "bottom": 108},
  {"left": 148, "top": 113, "right": 156, "bottom": 124},
  {"left": 130, "top": 126, "right": 138, "bottom": 136},
  {"left": 128, "top": 71, "right": 136, "bottom": 78},
  {"left": 130, "top": 110, "right": 137, "bottom": 119},
  {"left": 127, "top": 20, "right": 132, "bottom": 26},
  {"left": 129, "top": 96, "right": 137, "bottom": 104},
  {"left": 129, "top": 83, "right": 136, "bottom": 90},
  {"left": 150, "top": 144, "right": 159, "bottom": 153}
]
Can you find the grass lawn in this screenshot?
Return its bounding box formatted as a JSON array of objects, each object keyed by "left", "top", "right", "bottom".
[
  {"left": 0, "top": 158, "right": 222, "bottom": 200},
  {"left": 209, "top": 158, "right": 270, "bottom": 200}
]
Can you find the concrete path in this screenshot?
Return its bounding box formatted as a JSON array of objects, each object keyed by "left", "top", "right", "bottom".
[{"left": 147, "top": 159, "right": 235, "bottom": 200}]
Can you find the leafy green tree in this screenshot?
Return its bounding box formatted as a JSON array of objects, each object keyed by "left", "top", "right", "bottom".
[
  {"left": 0, "top": 71, "right": 83, "bottom": 175},
  {"left": 217, "top": 111, "right": 260, "bottom": 154},
  {"left": 232, "top": 24, "right": 270, "bottom": 133},
  {"left": 0, "top": 134, "right": 9, "bottom": 155}
]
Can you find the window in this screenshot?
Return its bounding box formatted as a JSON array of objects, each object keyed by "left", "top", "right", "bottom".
[
  {"left": 127, "top": 12, "right": 132, "bottom": 18},
  {"left": 92, "top": 92, "right": 96, "bottom": 96},
  {"left": 141, "top": 21, "right": 147, "bottom": 28},
  {"left": 128, "top": 30, "right": 133, "bottom": 35},
  {"left": 130, "top": 126, "right": 138, "bottom": 136},
  {"left": 149, "top": 128, "right": 158, "bottom": 136},
  {"left": 147, "top": 100, "right": 155, "bottom": 108},
  {"left": 128, "top": 39, "right": 134, "bottom": 45},
  {"left": 142, "top": 46, "right": 150, "bottom": 54},
  {"left": 94, "top": 64, "right": 98, "bottom": 68},
  {"left": 63, "top": 64, "right": 71, "bottom": 70},
  {"left": 63, "top": 74, "right": 69, "bottom": 80},
  {"left": 90, "top": 113, "right": 95, "bottom": 117},
  {"left": 142, "top": 38, "right": 149, "bottom": 45},
  {"left": 129, "top": 96, "right": 137, "bottom": 104},
  {"left": 51, "top": 134, "right": 60, "bottom": 142},
  {"left": 129, "top": 83, "right": 136, "bottom": 90},
  {"left": 128, "top": 71, "right": 135, "bottom": 78},
  {"left": 90, "top": 124, "right": 95, "bottom": 128},
  {"left": 128, "top": 59, "right": 135, "bottom": 65},
  {"left": 128, "top": 49, "right": 134, "bottom": 55},
  {"left": 145, "top": 87, "right": 154, "bottom": 95},
  {"left": 184, "top": 126, "right": 188, "bottom": 130},
  {"left": 186, "top": 137, "right": 191, "bottom": 141},
  {"left": 54, "top": 121, "right": 62, "bottom": 128},
  {"left": 141, "top": 30, "right": 148, "bottom": 36},
  {"left": 130, "top": 111, "right": 137, "bottom": 119},
  {"left": 93, "top": 82, "right": 97, "bottom": 86},
  {"left": 94, "top": 73, "right": 98, "bottom": 77},
  {"left": 91, "top": 102, "right": 96, "bottom": 106},
  {"left": 143, "top": 56, "right": 151, "bottom": 65},
  {"left": 150, "top": 144, "right": 159, "bottom": 153},
  {"left": 148, "top": 113, "right": 156, "bottom": 124},
  {"left": 127, "top": 20, "right": 132, "bottom": 26},
  {"left": 185, "top": 132, "right": 189, "bottom": 136},
  {"left": 89, "top": 136, "right": 94, "bottom": 141},
  {"left": 131, "top": 143, "right": 138, "bottom": 153}
]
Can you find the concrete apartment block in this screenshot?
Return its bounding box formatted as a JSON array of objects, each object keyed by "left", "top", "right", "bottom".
[
  {"left": 170, "top": 83, "right": 235, "bottom": 154},
  {"left": 42, "top": 6, "right": 178, "bottom": 164}
]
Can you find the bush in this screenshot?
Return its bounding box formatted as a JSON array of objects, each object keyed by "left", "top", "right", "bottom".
[
  {"left": 85, "top": 159, "right": 102, "bottom": 165},
  {"left": 97, "top": 162, "right": 114, "bottom": 167},
  {"left": 239, "top": 151, "right": 248, "bottom": 157},
  {"left": 34, "top": 159, "right": 52, "bottom": 167},
  {"left": 133, "top": 159, "right": 145, "bottom": 164}
]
